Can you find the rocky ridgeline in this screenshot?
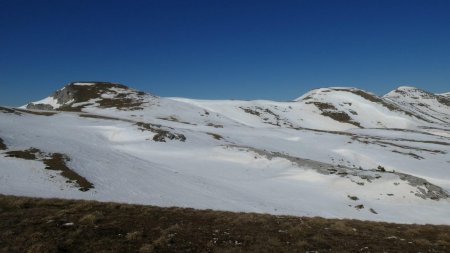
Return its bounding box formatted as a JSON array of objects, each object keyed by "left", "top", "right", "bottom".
[
  {"left": 385, "top": 86, "right": 450, "bottom": 107},
  {"left": 26, "top": 82, "right": 150, "bottom": 111},
  {"left": 24, "top": 82, "right": 450, "bottom": 129}
]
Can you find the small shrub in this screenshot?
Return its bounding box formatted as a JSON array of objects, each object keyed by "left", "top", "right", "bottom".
[
  {"left": 377, "top": 165, "right": 386, "bottom": 172},
  {"left": 355, "top": 204, "right": 364, "bottom": 210}
]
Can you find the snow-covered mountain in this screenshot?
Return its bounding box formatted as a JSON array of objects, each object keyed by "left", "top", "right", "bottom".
[
  {"left": 384, "top": 86, "right": 450, "bottom": 125},
  {"left": 1, "top": 82, "right": 450, "bottom": 224}
]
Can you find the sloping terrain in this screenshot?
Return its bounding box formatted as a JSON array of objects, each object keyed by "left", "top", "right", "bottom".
[
  {"left": 384, "top": 86, "right": 450, "bottom": 124},
  {"left": 1, "top": 82, "right": 449, "bottom": 224},
  {"left": 1, "top": 195, "right": 449, "bottom": 253}
]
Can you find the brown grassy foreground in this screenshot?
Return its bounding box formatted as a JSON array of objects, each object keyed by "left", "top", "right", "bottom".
[{"left": 0, "top": 195, "right": 449, "bottom": 253}]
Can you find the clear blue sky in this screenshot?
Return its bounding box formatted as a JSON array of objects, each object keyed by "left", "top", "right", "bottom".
[{"left": 1, "top": 0, "right": 450, "bottom": 106}]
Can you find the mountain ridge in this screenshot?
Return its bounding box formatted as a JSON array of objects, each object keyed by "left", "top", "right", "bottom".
[
  {"left": 25, "top": 82, "right": 445, "bottom": 109},
  {"left": 23, "top": 82, "right": 450, "bottom": 130},
  {"left": 2, "top": 81, "right": 450, "bottom": 225}
]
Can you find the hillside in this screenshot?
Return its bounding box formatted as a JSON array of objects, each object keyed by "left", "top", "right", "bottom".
[
  {"left": 1, "top": 82, "right": 450, "bottom": 224},
  {"left": 1, "top": 194, "right": 449, "bottom": 253}
]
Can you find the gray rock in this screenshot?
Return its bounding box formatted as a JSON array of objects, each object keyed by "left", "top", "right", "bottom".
[
  {"left": 26, "top": 103, "right": 54, "bottom": 110},
  {"left": 52, "top": 85, "right": 76, "bottom": 104},
  {"left": 227, "top": 145, "right": 449, "bottom": 200}
]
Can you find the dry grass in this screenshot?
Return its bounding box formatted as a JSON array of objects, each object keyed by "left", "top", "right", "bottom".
[
  {"left": 43, "top": 153, "right": 94, "bottom": 191},
  {"left": 5, "top": 148, "right": 40, "bottom": 160},
  {"left": 308, "top": 102, "right": 362, "bottom": 128},
  {"left": 97, "top": 97, "right": 145, "bottom": 110},
  {"left": 0, "top": 194, "right": 449, "bottom": 252}
]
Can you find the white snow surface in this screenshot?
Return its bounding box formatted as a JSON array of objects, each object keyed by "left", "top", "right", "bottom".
[
  {"left": 1, "top": 84, "right": 450, "bottom": 225},
  {"left": 27, "top": 96, "right": 62, "bottom": 109},
  {"left": 72, "top": 82, "right": 97, "bottom": 86}
]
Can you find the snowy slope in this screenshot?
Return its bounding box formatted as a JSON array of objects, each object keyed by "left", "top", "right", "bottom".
[
  {"left": 384, "top": 86, "right": 450, "bottom": 125},
  {"left": 294, "top": 87, "right": 433, "bottom": 129},
  {"left": 1, "top": 82, "right": 450, "bottom": 225}
]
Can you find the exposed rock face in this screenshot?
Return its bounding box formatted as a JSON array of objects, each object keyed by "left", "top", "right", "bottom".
[
  {"left": 0, "top": 137, "right": 6, "bottom": 150},
  {"left": 26, "top": 103, "right": 54, "bottom": 110},
  {"left": 135, "top": 122, "right": 186, "bottom": 142},
  {"left": 52, "top": 85, "right": 76, "bottom": 105}
]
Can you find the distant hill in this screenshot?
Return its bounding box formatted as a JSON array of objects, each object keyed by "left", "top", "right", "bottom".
[{"left": 1, "top": 81, "right": 449, "bottom": 225}]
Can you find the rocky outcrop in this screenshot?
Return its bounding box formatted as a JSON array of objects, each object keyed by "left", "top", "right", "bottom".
[
  {"left": 25, "top": 82, "right": 150, "bottom": 112},
  {"left": 227, "top": 145, "right": 449, "bottom": 201},
  {"left": 26, "top": 103, "right": 54, "bottom": 110}
]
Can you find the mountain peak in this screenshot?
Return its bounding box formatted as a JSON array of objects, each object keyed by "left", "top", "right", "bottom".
[
  {"left": 67, "top": 81, "right": 129, "bottom": 88},
  {"left": 383, "top": 86, "right": 450, "bottom": 121},
  {"left": 395, "top": 85, "right": 420, "bottom": 91},
  {"left": 26, "top": 81, "right": 152, "bottom": 111},
  {"left": 384, "top": 86, "right": 436, "bottom": 100},
  {"left": 295, "top": 87, "right": 377, "bottom": 102}
]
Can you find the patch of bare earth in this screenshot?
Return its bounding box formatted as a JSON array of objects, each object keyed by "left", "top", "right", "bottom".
[
  {"left": 43, "top": 153, "right": 93, "bottom": 192},
  {"left": 5, "top": 148, "right": 93, "bottom": 191},
  {"left": 308, "top": 102, "right": 362, "bottom": 128}
]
